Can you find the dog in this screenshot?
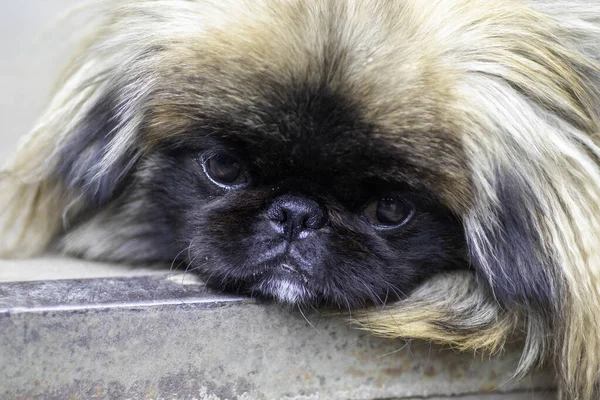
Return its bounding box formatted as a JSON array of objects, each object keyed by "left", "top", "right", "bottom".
[{"left": 2, "top": 1, "right": 600, "bottom": 398}]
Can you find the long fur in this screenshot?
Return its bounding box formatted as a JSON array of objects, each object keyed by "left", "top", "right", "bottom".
[{"left": 2, "top": 1, "right": 600, "bottom": 398}]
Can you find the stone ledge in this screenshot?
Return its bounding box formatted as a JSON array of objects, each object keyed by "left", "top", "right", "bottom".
[{"left": 0, "top": 270, "right": 556, "bottom": 399}]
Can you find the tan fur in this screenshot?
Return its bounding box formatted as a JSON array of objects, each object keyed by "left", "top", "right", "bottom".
[
  {"left": 353, "top": 272, "right": 518, "bottom": 355},
  {"left": 2, "top": 1, "right": 600, "bottom": 398}
]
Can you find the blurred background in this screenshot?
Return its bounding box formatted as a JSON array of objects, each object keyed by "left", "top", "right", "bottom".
[{"left": 0, "top": 1, "right": 79, "bottom": 163}]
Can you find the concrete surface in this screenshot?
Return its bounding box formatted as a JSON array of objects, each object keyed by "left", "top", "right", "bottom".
[{"left": 0, "top": 275, "right": 556, "bottom": 400}]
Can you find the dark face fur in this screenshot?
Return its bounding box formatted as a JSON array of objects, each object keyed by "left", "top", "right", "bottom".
[{"left": 101, "top": 88, "right": 467, "bottom": 309}]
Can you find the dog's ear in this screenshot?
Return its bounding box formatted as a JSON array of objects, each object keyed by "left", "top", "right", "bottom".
[
  {"left": 0, "top": 44, "right": 160, "bottom": 258},
  {"left": 0, "top": 81, "right": 145, "bottom": 258},
  {"left": 54, "top": 85, "right": 142, "bottom": 209}
]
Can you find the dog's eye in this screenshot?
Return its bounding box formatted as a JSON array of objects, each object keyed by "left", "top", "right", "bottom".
[
  {"left": 202, "top": 152, "right": 248, "bottom": 188},
  {"left": 364, "top": 196, "right": 414, "bottom": 229}
]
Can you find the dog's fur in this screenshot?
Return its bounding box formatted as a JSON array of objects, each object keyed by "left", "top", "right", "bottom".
[{"left": 2, "top": 1, "right": 600, "bottom": 398}]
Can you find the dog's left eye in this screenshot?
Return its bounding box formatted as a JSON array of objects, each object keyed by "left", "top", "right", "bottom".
[{"left": 202, "top": 152, "right": 248, "bottom": 188}]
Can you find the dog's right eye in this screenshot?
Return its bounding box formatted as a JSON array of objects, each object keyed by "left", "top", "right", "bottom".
[
  {"left": 202, "top": 152, "right": 248, "bottom": 189},
  {"left": 363, "top": 195, "right": 414, "bottom": 230}
]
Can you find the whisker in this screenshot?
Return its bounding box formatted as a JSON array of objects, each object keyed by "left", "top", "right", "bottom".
[
  {"left": 169, "top": 244, "right": 191, "bottom": 276},
  {"left": 181, "top": 245, "right": 203, "bottom": 284},
  {"left": 377, "top": 341, "right": 411, "bottom": 358},
  {"left": 298, "top": 305, "right": 321, "bottom": 334}
]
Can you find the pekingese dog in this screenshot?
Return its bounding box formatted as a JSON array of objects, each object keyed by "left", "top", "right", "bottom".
[{"left": 2, "top": 0, "right": 600, "bottom": 398}]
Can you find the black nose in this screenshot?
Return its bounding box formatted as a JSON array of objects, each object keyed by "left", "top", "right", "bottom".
[{"left": 267, "top": 195, "right": 327, "bottom": 240}]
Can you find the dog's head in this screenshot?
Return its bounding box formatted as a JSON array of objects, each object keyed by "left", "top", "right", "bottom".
[{"left": 54, "top": 0, "right": 471, "bottom": 307}]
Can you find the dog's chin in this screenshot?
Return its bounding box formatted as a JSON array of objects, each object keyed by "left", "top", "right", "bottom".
[
  {"left": 253, "top": 277, "right": 315, "bottom": 306},
  {"left": 248, "top": 262, "right": 318, "bottom": 307}
]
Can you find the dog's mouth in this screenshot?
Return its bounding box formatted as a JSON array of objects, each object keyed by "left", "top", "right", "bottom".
[
  {"left": 196, "top": 250, "right": 319, "bottom": 305},
  {"left": 252, "top": 260, "right": 310, "bottom": 281}
]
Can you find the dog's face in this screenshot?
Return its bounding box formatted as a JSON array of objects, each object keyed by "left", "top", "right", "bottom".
[
  {"left": 142, "top": 129, "right": 465, "bottom": 308},
  {"left": 117, "top": 85, "right": 466, "bottom": 308}
]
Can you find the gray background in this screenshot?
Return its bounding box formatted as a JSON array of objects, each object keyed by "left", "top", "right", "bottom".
[{"left": 0, "top": 1, "right": 78, "bottom": 163}]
